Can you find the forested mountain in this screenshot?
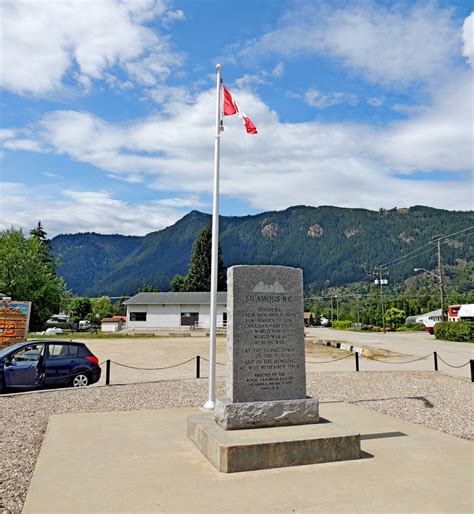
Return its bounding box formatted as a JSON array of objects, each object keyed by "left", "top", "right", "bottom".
[{"left": 51, "top": 205, "right": 474, "bottom": 296}]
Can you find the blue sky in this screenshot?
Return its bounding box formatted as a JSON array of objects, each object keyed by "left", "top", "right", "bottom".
[{"left": 1, "top": 0, "right": 473, "bottom": 236}]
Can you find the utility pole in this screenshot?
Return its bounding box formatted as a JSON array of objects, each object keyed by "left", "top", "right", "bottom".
[
  {"left": 356, "top": 295, "right": 360, "bottom": 326},
  {"left": 437, "top": 239, "right": 446, "bottom": 322},
  {"left": 376, "top": 268, "right": 387, "bottom": 333}
]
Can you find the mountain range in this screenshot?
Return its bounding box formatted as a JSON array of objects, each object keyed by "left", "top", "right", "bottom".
[{"left": 51, "top": 205, "right": 474, "bottom": 297}]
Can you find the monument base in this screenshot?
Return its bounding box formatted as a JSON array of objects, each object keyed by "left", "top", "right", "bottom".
[
  {"left": 188, "top": 412, "right": 361, "bottom": 473},
  {"left": 215, "top": 397, "right": 319, "bottom": 430}
]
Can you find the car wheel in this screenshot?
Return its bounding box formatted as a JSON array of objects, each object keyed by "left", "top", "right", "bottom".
[{"left": 71, "top": 373, "right": 89, "bottom": 387}]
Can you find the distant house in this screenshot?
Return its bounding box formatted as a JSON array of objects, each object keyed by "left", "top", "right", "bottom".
[
  {"left": 101, "top": 316, "right": 126, "bottom": 332},
  {"left": 123, "top": 292, "right": 227, "bottom": 331},
  {"left": 406, "top": 309, "right": 443, "bottom": 332}
]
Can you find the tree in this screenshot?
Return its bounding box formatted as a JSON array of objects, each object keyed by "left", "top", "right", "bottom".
[
  {"left": 385, "top": 307, "right": 406, "bottom": 330},
  {"left": 170, "top": 274, "right": 189, "bottom": 292},
  {"left": 68, "top": 296, "right": 92, "bottom": 323},
  {"left": 186, "top": 227, "right": 226, "bottom": 292},
  {"left": 0, "top": 227, "right": 66, "bottom": 327},
  {"left": 30, "top": 221, "right": 48, "bottom": 243},
  {"left": 90, "top": 296, "right": 114, "bottom": 321}
]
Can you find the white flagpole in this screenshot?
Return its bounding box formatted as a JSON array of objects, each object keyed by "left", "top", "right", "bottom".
[{"left": 203, "top": 63, "right": 222, "bottom": 410}]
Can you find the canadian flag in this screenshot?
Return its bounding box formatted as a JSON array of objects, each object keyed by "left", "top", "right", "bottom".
[{"left": 222, "top": 85, "right": 257, "bottom": 135}]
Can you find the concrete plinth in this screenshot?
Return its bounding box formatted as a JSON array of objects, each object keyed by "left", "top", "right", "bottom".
[
  {"left": 187, "top": 412, "right": 360, "bottom": 473},
  {"left": 215, "top": 397, "right": 319, "bottom": 430}
]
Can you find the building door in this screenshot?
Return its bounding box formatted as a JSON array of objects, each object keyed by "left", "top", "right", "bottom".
[{"left": 181, "top": 312, "right": 199, "bottom": 327}]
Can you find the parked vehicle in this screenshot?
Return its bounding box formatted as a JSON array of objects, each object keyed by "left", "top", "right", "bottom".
[
  {"left": 78, "top": 320, "right": 91, "bottom": 331},
  {"left": 45, "top": 314, "right": 74, "bottom": 331},
  {"left": 44, "top": 327, "right": 63, "bottom": 335},
  {"left": 0, "top": 340, "right": 101, "bottom": 393}
]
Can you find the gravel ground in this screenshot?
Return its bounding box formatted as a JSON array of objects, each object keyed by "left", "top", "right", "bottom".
[{"left": 1, "top": 371, "right": 472, "bottom": 513}]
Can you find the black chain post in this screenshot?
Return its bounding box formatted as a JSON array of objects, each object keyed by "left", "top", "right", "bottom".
[
  {"left": 196, "top": 355, "right": 201, "bottom": 379},
  {"left": 355, "top": 351, "right": 359, "bottom": 372},
  {"left": 470, "top": 360, "right": 474, "bottom": 383},
  {"left": 433, "top": 352, "right": 438, "bottom": 371},
  {"left": 105, "top": 359, "right": 111, "bottom": 385}
]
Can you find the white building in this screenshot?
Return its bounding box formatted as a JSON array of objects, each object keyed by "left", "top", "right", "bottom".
[
  {"left": 101, "top": 316, "right": 126, "bottom": 332},
  {"left": 124, "top": 292, "right": 227, "bottom": 331}
]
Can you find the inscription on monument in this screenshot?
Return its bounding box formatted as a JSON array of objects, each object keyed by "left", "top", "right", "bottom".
[{"left": 227, "top": 266, "right": 306, "bottom": 402}]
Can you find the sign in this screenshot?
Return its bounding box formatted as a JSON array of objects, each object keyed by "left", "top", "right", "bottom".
[{"left": 0, "top": 300, "right": 31, "bottom": 347}]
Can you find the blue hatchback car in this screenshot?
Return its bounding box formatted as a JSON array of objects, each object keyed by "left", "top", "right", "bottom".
[{"left": 0, "top": 340, "right": 101, "bottom": 392}]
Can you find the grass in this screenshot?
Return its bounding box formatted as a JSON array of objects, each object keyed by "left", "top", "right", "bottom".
[{"left": 29, "top": 332, "right": 184, "bottom": 340}]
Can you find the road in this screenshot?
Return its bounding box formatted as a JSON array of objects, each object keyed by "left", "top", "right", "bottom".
[{"left": 306, "top": 327, "right": 473, "bottom": 380}]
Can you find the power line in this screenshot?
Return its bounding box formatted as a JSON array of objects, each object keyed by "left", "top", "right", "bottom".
[{"left": 378, "top": 226, "right": 473, "bottom": 270}]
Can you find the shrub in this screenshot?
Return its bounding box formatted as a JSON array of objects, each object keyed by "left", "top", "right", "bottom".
[
  {"left": 371, "top": 326, "right": 381, "bottom": 332},
  {"left": 396, "top": 322, "right": 425, "bottom": 332},
  {"left": 332, "top": 320, "right": 352, "bottom": 330},
  {"left": 385, "top": 307, "right": 406, "bottom": 329},
  {"left": 434, "top": 322, "right": 474, "bottom": 342}
]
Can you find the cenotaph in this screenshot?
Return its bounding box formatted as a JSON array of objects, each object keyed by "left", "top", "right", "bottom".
[{"left": 188, "top": 265, "right": 360, "bottom": 472}]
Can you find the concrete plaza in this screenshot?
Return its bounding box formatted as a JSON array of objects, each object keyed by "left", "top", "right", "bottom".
[{"left": 23, "top": 402, "right": 472, "bottom": 513}]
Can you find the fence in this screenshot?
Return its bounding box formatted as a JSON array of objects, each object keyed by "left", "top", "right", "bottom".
[{"left": 102, "top": 352, "right": 474, "bottom": 386}]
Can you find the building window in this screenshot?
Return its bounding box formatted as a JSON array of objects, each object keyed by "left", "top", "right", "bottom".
[
  {"left": 130, "top": 312, "right": 147, "bottom": 322},
  {"left": 181, "top": 312, "right": 199, "bottom": 326}
]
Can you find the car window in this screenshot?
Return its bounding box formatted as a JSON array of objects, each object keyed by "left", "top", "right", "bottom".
[
  {"left": 48, "top": 344, "right": 78, "bottom": 358},
  {"left": 11, "top": 344, "right": 44, "bottom": 363}
]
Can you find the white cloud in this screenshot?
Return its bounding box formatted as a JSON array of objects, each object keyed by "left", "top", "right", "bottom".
[
  {"left": 0, "top": 129, "right": 16, "bottom": 141},
  {"left": 303, "top": 89, "right": 358, "bottom": 109},
  {"left": 234, "top": 74, "right": 269, "bottom": 89},
  {"left": 3, "top": 71, "right": 469, "bottom": 221},
  {"left": 367, "top": 97, "right": 384, "bottom": 107},
  {"left": 0, "top": 183, "right": 190, "bottom": 236},
  {"left": 232, "top": 2, "right": 462, "bottom": 86},
  {"left": 0, "top": 0, "right": 184, "bottom": 95},
  {"left": 375, "top": 73, "right": 473, "bottom": 173},
  {"left": 3, "top": 139, "right": 46, "bottom": 152},
  {"left": 43, "top": 171, "right": 63, "bottom": 179},
  {"left": 272, "top": 62, "right": 285, "bottom": 78},
  {"left": 462, "top": 12, "right": 474, "bottom": 66}
]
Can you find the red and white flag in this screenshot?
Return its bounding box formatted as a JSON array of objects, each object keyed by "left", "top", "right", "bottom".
[{"left": 222, "top": 85, "right": 257, "bottom": 135}]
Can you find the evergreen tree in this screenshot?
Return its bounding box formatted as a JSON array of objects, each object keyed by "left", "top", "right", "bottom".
[
  {"left": 185, "top": 227, "right": 226, "bottom": 292},
  {"left": 30, "top": 221, "right": 48, "bottom": 242}
]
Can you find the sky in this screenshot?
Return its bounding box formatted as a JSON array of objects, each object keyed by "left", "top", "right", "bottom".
[{"left": 0, "top": 0, "right": 473, "bottom": 236}]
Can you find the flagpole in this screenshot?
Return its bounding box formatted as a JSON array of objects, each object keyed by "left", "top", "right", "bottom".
[{"left": 203, "top": 63, "right": 222, "bottom": 410}]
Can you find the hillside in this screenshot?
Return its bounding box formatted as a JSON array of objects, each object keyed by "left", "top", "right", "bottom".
[{"left": 51, "top": 205, "right": 474, "bottom": 296}]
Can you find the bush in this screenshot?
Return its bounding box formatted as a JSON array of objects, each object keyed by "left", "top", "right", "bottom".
[
  {"left": 434, "top": 322, "right": 474, "bottom": 342},
  {"left": 385, "top": 307, "right": 406, "bottom": 329},
  {"left": 396, "top": 322, "right": 425, "bottom": 332},
  {"left": 332, "top": 320, "right": 352, "bottom": 330}
]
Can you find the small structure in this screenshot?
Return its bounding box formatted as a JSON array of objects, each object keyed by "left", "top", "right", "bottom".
[
  {"left": 123, "top": 292, "right": 227, "bottom": 331},
  {"left": 101, "top": 316, "right": 126, "bottom": 332}
]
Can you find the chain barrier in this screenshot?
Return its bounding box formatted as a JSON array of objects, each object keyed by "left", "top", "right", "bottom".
[
  {"left": 200, "top": 356, "right": 226, "bottom": 366},
  {"left": 109, "top": 357, "right": 196, "bottom": 371},
  {"left": 361, "top": 353, "right": 433, "bottom": 365},
  {"left": 306, "top": 354, "right": 353, "bottom": 364},
  {"left": 436, "top": 355, "right": 471, "bottom": 368}
]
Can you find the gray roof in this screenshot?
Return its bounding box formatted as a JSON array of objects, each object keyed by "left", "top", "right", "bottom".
[{"left": 124, "top": 292, "right": 227, "bottom": 305}]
